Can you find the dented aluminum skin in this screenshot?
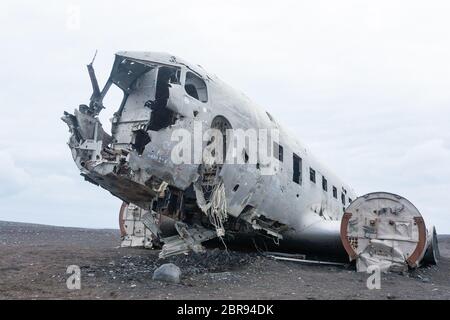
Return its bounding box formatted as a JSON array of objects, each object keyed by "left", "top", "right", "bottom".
[{"left": 63, "top": 51, "right": 358, "bottom": 260}]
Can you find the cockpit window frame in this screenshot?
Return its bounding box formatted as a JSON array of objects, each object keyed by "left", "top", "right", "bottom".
[{"left": 184, "top": 71, "right": 208, "bottom": 103}]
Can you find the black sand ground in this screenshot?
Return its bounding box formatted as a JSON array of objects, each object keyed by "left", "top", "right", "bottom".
[{"left": 0, "top": 221, "right": 449, "bottom": 300}]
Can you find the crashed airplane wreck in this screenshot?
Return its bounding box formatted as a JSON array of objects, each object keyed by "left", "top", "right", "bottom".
[{"left": 63, "top": 51, "right": 439, "bottom": 272}]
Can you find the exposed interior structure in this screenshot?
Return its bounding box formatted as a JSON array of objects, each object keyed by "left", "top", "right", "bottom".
[{"left": 62, "top": 52, "right": 284, "bottom": 258}]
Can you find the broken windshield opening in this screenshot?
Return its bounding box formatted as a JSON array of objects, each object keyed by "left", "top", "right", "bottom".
[
  {"left": 185, "top": 71, "right": 208, "bottom": 102},
  {"left": 100, "top": 83, "right": 125, "bottom": 134},
  {"left": 97, "top": 57, "right": 157, "bottom": 135},
  {"left": 111, "top": 58, "right": 153, "bottom": 93},
  {"left": 147, "top": 66, "right": 181, "bottom": 131}
]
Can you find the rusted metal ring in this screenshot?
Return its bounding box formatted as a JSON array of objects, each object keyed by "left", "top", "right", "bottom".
[
  {"left": 119, "top": 202, "right": 128, "bottom": 237},
  {"left": 340, "top": 212, "right": 357, "bottom": 260},
  {"left": 406, "top": 216, "right": 427, "bottom": 268}
]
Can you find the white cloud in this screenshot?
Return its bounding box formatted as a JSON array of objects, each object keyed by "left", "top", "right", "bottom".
[
  {"left": 0, "top": 0, "right": 449, "bottom": 232},
  {"left": 0, "top": 151, "right": 31, "bottom": 197}
]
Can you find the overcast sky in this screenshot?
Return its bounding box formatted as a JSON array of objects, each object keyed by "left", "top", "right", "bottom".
[{"left": 1, "top": 0, "right": 449, "bottom": 233}]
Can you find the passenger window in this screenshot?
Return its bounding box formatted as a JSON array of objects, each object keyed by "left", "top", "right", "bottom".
[
  {"left": 185, "top": 72, "right": 208, "bottom": 102},
  {"left": 333, "top": 186, "right": 337, "bottom": 198},
  {"left": 273, "top": 142, "right": 283, "bottom": 162},
  {"left": 309, "top": 168, "right": 316, "bottom": 183},
  {"left": 293, "top": 154, "right": 302, "bottom": 184},
  {"left": 322, "top": 177, "right": 328, "bottom": 192}
]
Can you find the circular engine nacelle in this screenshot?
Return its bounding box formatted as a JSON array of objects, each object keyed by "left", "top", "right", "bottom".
[{"left": 340, "top": 192, "right": 439, "bottom": 272}]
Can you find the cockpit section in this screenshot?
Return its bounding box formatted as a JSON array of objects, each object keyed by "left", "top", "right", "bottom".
[
  {"left": 61, "top": 53, "right": 212, "bottom": 203},
  {"left": 90, "top": 54, "right": 210, "bottom": 154}
]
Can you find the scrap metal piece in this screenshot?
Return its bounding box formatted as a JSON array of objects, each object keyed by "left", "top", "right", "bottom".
[
  {"left": 267, "top": 254, "right": 346, "bottom": 266},
  {"left": 141, "top": 211, "right": 161, "bottom": 237},
  {"left": 159, "top": 222, "right": 217, "bottom": 259},
  {"left": 238, "top": 206, "right": 286, "bottom": 240}
]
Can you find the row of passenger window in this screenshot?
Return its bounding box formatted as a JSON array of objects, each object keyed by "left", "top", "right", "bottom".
[
  {"left": 308, "top": 167, "right": 346, "bottom": 204},
  {"left": 273, "top": 142, "right": 352, "bottom": 206}
]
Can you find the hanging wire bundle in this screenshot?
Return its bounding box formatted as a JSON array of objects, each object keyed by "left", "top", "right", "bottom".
[{"left": 208, "top": 180, "right": 228, "bottom": 237}]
